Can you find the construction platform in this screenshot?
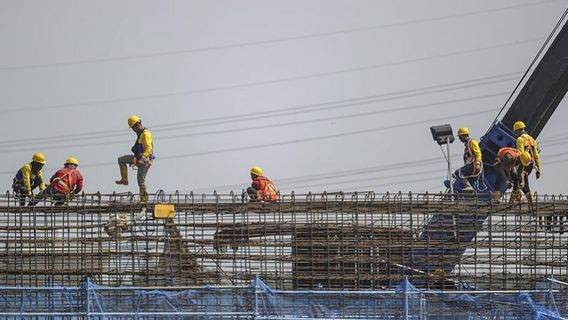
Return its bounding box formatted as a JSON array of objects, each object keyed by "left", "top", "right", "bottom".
[{"left": 0, "top": 191, "right": 566, "bottom": 291}]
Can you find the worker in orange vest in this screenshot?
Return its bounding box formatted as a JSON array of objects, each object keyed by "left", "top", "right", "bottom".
[
  {"left": 454, "top": 127, "right": 482, "bottom": 192},
  {"left": 33, "top": 157, "right": 83, "bottom": 206},
  {"left": 492, "top": 147, "right": 531, "bottom": 201},
  {"left": 247, "top": 166, "right": 278, "bottom": 202}
]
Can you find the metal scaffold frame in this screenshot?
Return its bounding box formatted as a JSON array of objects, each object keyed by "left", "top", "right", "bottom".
[{"left": 0, "top": 191, "right": 566, "bottom": 290}]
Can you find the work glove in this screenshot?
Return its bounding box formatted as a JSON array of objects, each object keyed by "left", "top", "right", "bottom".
[{"left": 536, "top": 170, "right": 541, "bottom": 179}]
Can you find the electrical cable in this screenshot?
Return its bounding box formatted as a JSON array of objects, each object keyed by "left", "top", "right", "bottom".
[
  {"left": 0, "top": 0, "right": 557, "bottom": 71},
  {"left": 1, "top": 36, "right": 536, "bottom": 114},
  {"left": 0, "top": 72, "right": 520, "bottom": 147},
  {"left": 0, "top": 107, "right": 493, "bottom": 176},
  {"left": 0, "top": 92, "right": 509, "bottom": 153},
  {"left": 490, "top": 5, "right": 568, "bottom": 128}
]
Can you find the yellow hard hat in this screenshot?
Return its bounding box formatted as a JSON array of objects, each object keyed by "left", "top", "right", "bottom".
[
  {"left": 128, "top": 115, "right": 141, "bottom": 128},
  {"left": 65, "top": 157, "right": 79, "bottom": 166},
  {"left": 457, "top": 127, "right": 470, "bottom": 136},
  {"left": 250, "top": 166, "right": 263, "bottom": 176},
  {"left": 32, "top": 152, "right": 46, "bottom": 164},
  {"left": 519, "top": 151, "right": 531, "bottom": 167},
  {"left": 513, "top": 121, "right": 526, "bottom": 132}
]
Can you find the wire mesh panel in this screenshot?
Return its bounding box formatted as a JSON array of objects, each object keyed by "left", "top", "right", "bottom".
[{"left": 0, "top": 191, "right": 566, "bottom": 290}]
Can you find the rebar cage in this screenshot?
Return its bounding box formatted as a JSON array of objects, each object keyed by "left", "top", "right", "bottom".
[{"left": 0, "top": 191, "right": 566, "bottom": 290}]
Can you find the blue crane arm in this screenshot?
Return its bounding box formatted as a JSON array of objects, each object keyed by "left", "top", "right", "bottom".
[{"left": 412, "top": 13, "right": 568, "bottom": 279}]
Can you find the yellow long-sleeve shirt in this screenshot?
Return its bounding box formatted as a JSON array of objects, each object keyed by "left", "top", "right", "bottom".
[
  {"left": 464, "top": 138, "right": 482, "bottom": 165},
  {"left": 138, "top": 129, "right": 153, "bottom": 160},
  {"left": 516, "top": 133, "right": 541, "bottom": 172},
  {"left": 18, "top": 163, "right": 46, "bottom": 193}
]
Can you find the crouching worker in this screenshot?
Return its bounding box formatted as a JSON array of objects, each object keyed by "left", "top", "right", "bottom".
[
  {"left": 247, "top": 166, "right": 278, "bottom": 202},
  {"left": 33, "top": 157, "right": 83, "bottom": 206},
  {"left": 454, "top": 127, "right": 482, "bottom": 192},
  {"left": 12, "top": 152, "right": 47, "bottom": 206},
  {"left": 115, "top": 115, "right": 154, "bottom": 204},
  {"left": 492, "top": 147, "right": 531, "bottom": 201}
]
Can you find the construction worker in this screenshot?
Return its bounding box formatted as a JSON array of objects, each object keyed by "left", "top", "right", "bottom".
[
  {"left": 115, "top": 115, "right": 154, "bottom": 204},
  {"left": 247, "top": 166, "right": 278, "bottom": 202},
  {"left": 33, "top": 157, "right": 83, "bottom": 206},
  {"left": 12, "top": 153, "right": 47, "bottom": 205},
  {"left": 492, "top": 147, "right": 531, "bottom": 201},
  {"left": 454, "top": 127, "right": 482, "bottom": 192},
  {"left": 511, "top": 121, "right": 541, "bottom": 206}
]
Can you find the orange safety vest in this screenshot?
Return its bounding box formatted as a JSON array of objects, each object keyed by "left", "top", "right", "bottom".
[{"left": 254, "top": 176, "right": 278, "bottom": 202}]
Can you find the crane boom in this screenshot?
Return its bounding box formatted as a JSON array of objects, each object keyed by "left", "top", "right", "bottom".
[{"left": 415, "top": 10, "right": 568, "bottom": 279}]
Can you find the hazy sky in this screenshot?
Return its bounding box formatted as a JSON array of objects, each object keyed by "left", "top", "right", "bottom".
[{"left": 1, "top": 0, "right": 567, "bottom": 195}]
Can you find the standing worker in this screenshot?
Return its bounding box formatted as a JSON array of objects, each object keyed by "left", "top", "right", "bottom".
[
  {"left": 492, "top": 147, "right": 531, "bottom": 201},
  {"left": 33, "top": 157, "right": 83, "bottom": 206},
  {"left": 454, "top": 127, "right": 482, "bottom": 192},
  {"left": 247, "top": 166, "right": 278, "bottom": 202},
  {"left": 512, "top": 121, "right": 541, "bottom": 206},
  {"left": 115, "top": 115, "right": 154, "bottom": 204},
  {"left": 12, "top": 153, "right": 47, "bottom": 205}
]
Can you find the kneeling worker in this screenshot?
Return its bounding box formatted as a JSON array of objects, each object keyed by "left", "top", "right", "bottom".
[
  {"left": 247, "top": 166, "right": 278, "bottom": 202},
  {"left": 12, "top": 152, "right": 47, "bottom": 205},
  {"left": 34, "top": 157, "right": 83, "bottom": 206},
  {"left": 115, "top": 115, "right": 154, "bottom": 204}
]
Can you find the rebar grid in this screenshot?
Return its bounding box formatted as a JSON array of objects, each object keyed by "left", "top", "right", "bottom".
[{"left": 0, "top": 191, "right": 566, "bottom": 290}]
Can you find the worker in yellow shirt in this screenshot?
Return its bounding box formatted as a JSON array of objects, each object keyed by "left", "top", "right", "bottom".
[
  {"left": 115, "top": 115, "right": 154, "bottom": 204},
  {"left": 12, "top": 153, "right": 47, "bottom": 205},
  {"left": 511, "top": 121, "right": 541, "bottom": 206},
  {"left": 454, "top": 127, "right": 482, "bottom": 192}
]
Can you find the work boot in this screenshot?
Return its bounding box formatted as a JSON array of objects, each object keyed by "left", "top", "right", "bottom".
[
  {"left": 509, "top": 190, "right": 522, "bottom": 204},
  {"left": 491, "top": 191, "right": 502, "bottom": 203},
  {"left": 115, "top": 164, "right": 129, "bottom": 185},
  {"left": 139, "top": 186, "right": 148, "bottom": 205},
  {"left": 460, "top": 179, "right": 474, "bottom": 192},
  {"left": 526, "top": 192, "right": 536, "bottom": 212}
]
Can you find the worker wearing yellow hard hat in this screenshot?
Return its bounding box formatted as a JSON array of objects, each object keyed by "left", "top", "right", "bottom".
[
  {"left": 32, "top": 157, "right": 84, "bottom": 206},
  {"left": 454, "top": 127, "right": 483, "bottom": 192},
  {"left": 12, "top": 153, "right": 47, "bottom": 205},
  {"left": 511, "top": 121, "right": 541, "bottom": 208},
  {"left": 247, "top": 166, "right": 278, "bottom": 202},
  {"left": 115, "top": 115, "right": 154, "bottom": 205},
  {"left": 492, "top": 147, "right": 530, "bottom": 201}
]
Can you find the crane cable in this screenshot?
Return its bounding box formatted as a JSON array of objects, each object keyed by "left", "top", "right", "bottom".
[{"left": 490, "top": 5, "right": 568, "bottom": 129}]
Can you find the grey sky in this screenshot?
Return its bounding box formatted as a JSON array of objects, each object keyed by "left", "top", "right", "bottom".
[{"left": 1, "top": 0, "right": 567, "bottom": 195}]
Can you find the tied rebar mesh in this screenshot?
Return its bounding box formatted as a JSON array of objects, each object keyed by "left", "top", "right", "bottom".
[{"left": 0, "top": 191, "right": 566, "bottom": 291}]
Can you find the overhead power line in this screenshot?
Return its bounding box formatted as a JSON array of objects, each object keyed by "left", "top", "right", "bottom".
[
  {"left": 0, "top": 91, "right": 509, "bottom": 153},
  {"left": 191, "top": 150, "right": 568, "bottom": 192},
  {"left": 490, "top": 3, "right": 568, "bottom": 129},
  {"left": 0, "top": 71, "right": 520, "bottom": 147},
  {"left": 0, "top": 107, "right": 496, "bottom": 175},
  {"left": 0, "top": 0, "right": 557, "bottom": 72},
  {"left": 1, "top": 36, "right": 538, "bottom": 114}
]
